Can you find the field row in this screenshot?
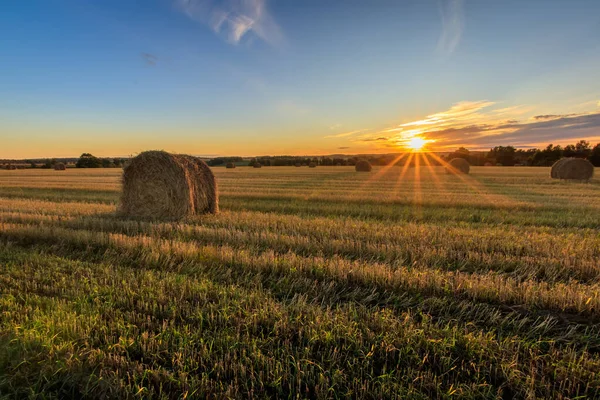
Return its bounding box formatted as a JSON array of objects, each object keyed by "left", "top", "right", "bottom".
[{"left": 1, "top": 240, "right": 599, "bottom": 399}]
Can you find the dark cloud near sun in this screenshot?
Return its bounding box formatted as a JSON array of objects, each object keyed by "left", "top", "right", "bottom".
[
  {"left": 533, "top": 114, "right": 579, "bottom": 120},
  {"left": 141, "top": 53, "right": 158, "bottom": 66},
  {"left": 432, "top": 113, "right": 600, "bottom": 148}
]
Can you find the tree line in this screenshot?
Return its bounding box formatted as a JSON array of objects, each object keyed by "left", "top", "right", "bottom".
[
  {"left": 14, "top": 141, "right": 598, "bottom": 169},
  {"left": 446, "top": 140, "right": 600, "bottom": 167}
]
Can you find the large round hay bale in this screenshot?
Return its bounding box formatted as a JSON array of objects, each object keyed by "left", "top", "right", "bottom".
[
  {"left": 446, "top": 158, "right": 470, "bottom": 174},
  {"left": 355, "top": 160, "right": 372, "bottom": 172},
  {"left": 120, "top": 151, "right": 218, "bottom": 219},
  {"left": 225, "top": 162, "right": 236, "bottom": 169},
  {"left": 550, "top": 158, "right": 570, "bottom": 179},
  {"left": 554, "top": 158, "right": 594, "bottom": 181},
  {"left": 253, "top": 163, "right": 262, "bottom": 169},
  {"left": 190, "top": 157, "right": 219, "bottom": 214},
  {"left": 309, "top": 162, "right": 317, "bottom": 168},
  {"left": 54, "top": 162, "right": 66, "bottom": 171}
]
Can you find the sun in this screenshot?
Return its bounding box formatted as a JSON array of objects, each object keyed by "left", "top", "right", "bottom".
[{"left": 407, "top": 136, "right": 427, "bottom": 151}]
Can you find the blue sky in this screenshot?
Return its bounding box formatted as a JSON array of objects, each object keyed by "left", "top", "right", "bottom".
[{"left": 1, "top": 0, "right": 599, "bottom": 158}]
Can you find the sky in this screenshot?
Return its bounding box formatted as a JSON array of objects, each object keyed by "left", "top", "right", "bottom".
[{"left": 1, "top": 0, "right": 600, "bottom": 158}]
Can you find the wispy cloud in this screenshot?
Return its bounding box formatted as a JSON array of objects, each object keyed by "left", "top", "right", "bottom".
[
  {"left": 437, "top": 0, "right": 465, "bottom": 54},
  {"left": 141, "top": 52, "right": 158, "bottom": 66},
  {"left": 176, "top": 0, "right": 283, "bottom": 46},
  {"left": 359, "top": 137, "right": 389, "bottom": 142},
  {"left": 324, "top": 129, "right": 368, "bottom": 139}
]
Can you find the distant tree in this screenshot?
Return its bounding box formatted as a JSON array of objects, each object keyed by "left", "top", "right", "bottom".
[
  {"left": 101, "top": 158, "right": 115, "bottom": 168},
  {"left": 321, "top": 157, "right": 333, "bottom": 166},
  {"left": 563, "top": 144, "right": 577, "bottom": 158},
  {"left": 449, "top": 147, "right": 470, "bottom": 160},
  {"left": 207, "top": 157, "right": 243, "bottom": 166},
  {"left": 487, "top": 146, "right": 516, "bottom": 166},
  {"left": 467, "top": 153, "right": 487, "bottom": 166},
  {"left": 531, "top": 144, "right": 563, "bottom": 166},
  {"left": 42, "top": 158, "right": 58, "bottom": 169},
  {"left": 76, "top": 153, "right": 102, "bottom": 168},
  {"left": 516, "top": 149, "right": 538, "bottom": 166},
  {"left": 589, "top": 143, "right": 600, "bottom": 167},
  {"left": 575, "top": 140, "right": 592, "bottom": 158}
]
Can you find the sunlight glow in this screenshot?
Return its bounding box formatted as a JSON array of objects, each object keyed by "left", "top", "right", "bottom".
[{"left": 407, "top": 137, "right": 427, "bottom": 151}]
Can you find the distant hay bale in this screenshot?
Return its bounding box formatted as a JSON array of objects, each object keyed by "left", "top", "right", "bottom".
[
  {"left": 552, "top": 158, "right": 594, "bottom": 181},
  {"left": 54, "top": 162, "right": 66, "bottom": 171},
  {"left": 120, "top": 150, "right": 218, "bottom": 219},
  {"left": 550, "top": 158, "right": 570, "bottom": 179},
  {"left": 294, "top": 163, "right": 301, "bottom": 167},
  {"left": 309, "top": 162, "right": 317, "bottom": 168},
  {"left": 355, "top": 160, "right": 372, "bottom": 172},
  {"left": 495, "top": 163, "right": 503, "bottom": 167},
  {"left": 253, "top": 163, "right": 262, "bottom": 169},
  {"left": 484, "top": 162, "right": 493, "bottom": 167},
  {"left": 446, "top": 158, "right": 470, "bottom": 174},
  {"left": 225, "top": 162, "right": 236, "bottom": 169}
]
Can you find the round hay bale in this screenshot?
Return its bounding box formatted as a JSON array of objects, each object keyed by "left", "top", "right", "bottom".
[
  {"left": 355, "top": 160, "right": 372, "bottom": 172},
  {"left": 309, "top": 162, "right": 317, "bottom": 168},
  {"left": 484, "top": 162, "right": 493, "bottom": 167},
  {"left": 120, "top": 151, "right": 218, "bottom": 219},
  {"left": 554, "top": 158, "right": 594, "bottom": 181},
  {"left": 225, "top": 162, "right": 236, "bottom": 169},
  {"left": 550, "top": 158, "right": 570, "bottom": 179},
  {"left": 54, "top": 162, "right": 66, "bottom": 171},
  {"left": 446, "top": 158, "right": 470, "bottom": 174},
  {"left": 253, "top": 163, "right": 262, "bottom": 168},
  {"left": 190, "top": 156, "right": 219, "bottom": 214}
]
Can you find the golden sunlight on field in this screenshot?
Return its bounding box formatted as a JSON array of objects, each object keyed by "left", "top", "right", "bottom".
[{"left": 0, "top": 166, "right": 599, "bottom": 398}]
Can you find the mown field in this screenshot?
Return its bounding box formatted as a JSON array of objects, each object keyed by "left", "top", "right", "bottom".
[{"left": 0, "top": 165, "right": 599, "bottom": 399}]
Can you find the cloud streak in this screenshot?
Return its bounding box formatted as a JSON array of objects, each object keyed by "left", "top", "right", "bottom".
[
  {"left": 324, "top": 129, "right": 368, "bottom": 139},
  {"left": 437, "top": 0, "right": 465, "bottom": 54},
  {"left": 141, "top": 52, "right": 158, "bottom": 66},
  {"left": 176, "top": 0, "right": 283, "bottom": 46}
]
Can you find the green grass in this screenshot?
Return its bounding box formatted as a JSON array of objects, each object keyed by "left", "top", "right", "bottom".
[{"left": 0, "top": 166, "right": 599, "bottom": 399}]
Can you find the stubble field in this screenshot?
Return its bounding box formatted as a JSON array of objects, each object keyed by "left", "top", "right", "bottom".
[{"left": 0, "top": 165, "right": 599, "bottom": 399}]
